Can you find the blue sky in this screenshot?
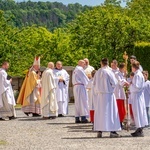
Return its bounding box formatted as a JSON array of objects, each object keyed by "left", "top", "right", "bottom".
[
  {"left": 16, "top": 0, "right": 105, "bottom": 6},
  {"left": 16, "top": 0, "right": 126, "bottom": 6},
  {"left": 41, "top": 0, "right": 104, "bottom": 6}
]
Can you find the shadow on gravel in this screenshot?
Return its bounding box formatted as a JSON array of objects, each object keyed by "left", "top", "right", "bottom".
[
  {"left": 62, "top": 135, "right": 132, "bottom": 140},
  {"left": 47, "top": 123, "right": 76, "bottom": 125},
  {"left": 18, "top": 118, "right": 45, "bottom": 121}
]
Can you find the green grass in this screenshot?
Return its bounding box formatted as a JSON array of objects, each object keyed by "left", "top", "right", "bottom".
[
  {"left": 0, "top": 140, "right": 7, "bottom": 146},
  {"left": 15, "top": 104, "right": 21, "bottom": 109}
]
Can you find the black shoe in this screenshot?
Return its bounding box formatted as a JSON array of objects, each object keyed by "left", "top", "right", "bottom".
[
  {"left": 58, "top": 114, "right": 64, "bottom": 117},
  {"left": 131, "top": 131, "right": 144, "bottom": 137},
  {"left": 97, "top": 131, "right": 102, "bottom": 138},
  {"left": 81, "top": 119, "right": 89, "bottom": 123},
  {"left": 24, "top": 113, "right": 29, "bottom": 116},
  {"left": 32, "top": 113, "right": 41, "bottom": 117},
  {"left": 131, "top": 128, "right": 142, "bottom": 136},
  {"left": 9, "top": 116, "right": 17, "bottom": 120},
  {"left": 131, "top": 128, "right": 144, "bottom": 137},
  {"left": 75, "top": 120, "right": 81, "bottom": 123},
  {"left": 0, "top": 118, "right": 5, "bottom": 121}
]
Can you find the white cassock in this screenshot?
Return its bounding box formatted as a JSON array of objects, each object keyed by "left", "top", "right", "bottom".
[
  {"left": 72, "top": 66, "right": 89, "bottom": 117},
  {"left": 143, "top": 80, "right": 150, "bottom": 124},
  {"left": 127, "top": 78, "right": 132, "bottom": 105},
  {"left": 0, "top": 68, "right": 16, "bottom": 118},
  {"left": 41, "top": 68, "right": 58, "bottom": 117},
  {"left": 114, "top": 71, "right": 126, "bottom": 100},
  {"left": 143, "top": 80, "right": 150, "bottom": 108},
  {"left": 53, "top": 69, "right": 69, "bottom": 115},
  {"left": 111, "top": 68, "right": 119, "bottom": 74},
  {"left": 93, "top": 66, "right": 121, "bottom": 132},
  {"left": 130, "top": 69, "right": 148, "bottom": 128},
  {"left": 86, "top": 78, "right": 97, "bottom": 110}
]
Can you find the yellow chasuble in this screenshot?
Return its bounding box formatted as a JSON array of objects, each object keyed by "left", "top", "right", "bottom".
[{"left": 17, "top": 70, "right": 41, "bottom": 106}]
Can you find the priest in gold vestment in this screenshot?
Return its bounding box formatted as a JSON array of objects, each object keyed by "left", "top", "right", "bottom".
[{"left": 17, "top": 57, "right": 41, "bottom": 117}]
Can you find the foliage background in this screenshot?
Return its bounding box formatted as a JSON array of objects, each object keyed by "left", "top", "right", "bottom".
[{"left": 0, "top": 0, "right": 150, "bottom": 76}]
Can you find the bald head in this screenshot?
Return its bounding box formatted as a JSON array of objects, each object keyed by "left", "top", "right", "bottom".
[
  {"left": 48, "top": 62, "right": 54, "bottom": 69},
  {"left": 78, "top": 60, "right": 85, "bottom": 68}
]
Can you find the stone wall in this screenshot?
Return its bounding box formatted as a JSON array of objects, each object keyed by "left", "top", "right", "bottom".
[{"left": 12, "top": 66, "right": 75, "bottom": 101}]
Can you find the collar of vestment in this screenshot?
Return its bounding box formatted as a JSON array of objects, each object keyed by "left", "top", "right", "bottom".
[
  {"left": 134, "top": 69, "right": 140, "bottom": 74},
  {"left": 55, "top": 68, "right": 62, "bottom": 70},
  {"left": 0, "top": 68, "right": 5, "bottom": 72}
]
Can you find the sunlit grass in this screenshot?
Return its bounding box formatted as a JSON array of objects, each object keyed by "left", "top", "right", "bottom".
[
  {"left": 15, "top": 104, "right": 21, "bottom": 109},
  {"left": 0, "top": 140, "right": 7, "bottom": 145}
]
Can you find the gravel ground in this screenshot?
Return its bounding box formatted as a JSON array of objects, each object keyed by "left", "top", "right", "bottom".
[{"left": 0, "top": 103, "right": 150, "bottom": 150}]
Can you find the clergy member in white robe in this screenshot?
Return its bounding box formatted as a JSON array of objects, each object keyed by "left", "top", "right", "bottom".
[
  {"left": 130, "top": 61, "right": 148, "bottom": 137},
  {"left": 86, "top": 70, "right": 97, "bottom": 123},
  {"left": 114, "top": 63, "right": 129, "bottom": 127},
  {"left": 130, "top": 55, "right": 143, "bottom": 72},
  {"left": 72, "top": 60, "right": 89, "bottom": 123},
  {"left": 41, "top": 62, "right": 58, "bottom": 119},
  {"left": 53, "top": 61, "right": 69, "bottom": 117},
  {"left": 0, "top": 61, "right": 16, "bottom": 120},
  {"left": 84, "top": 58, "right": 94, "bottom": 79},
  {"left": 142, "top": 71, "right": 150, "bottom": 126},
  {"left": 111, "top": 60, "right": 119, "bottom": 74},
  {"left": 93, "top": 58, "right": 121, "bottom": 138}
]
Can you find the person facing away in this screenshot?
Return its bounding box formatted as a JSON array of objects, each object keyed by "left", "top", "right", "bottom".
[
  {"left": 41, "top": 62, "right": 58, "bottom": 119},
  {"left": 114, "top": 63, "right": 129, "bottom": 128},
  {"left": 129, "top": 61, "right": 148, "bottom": 137},
  {"left": 84, "top": 58, "right": 94, "bottom": 79},
  {"left": 17, "top": 57, "right": 41, "bottom": 117},
  {"left": 93, "top": 58, "right": 121, "bottom": 138},
  {"left": 72, "top": 60, "right": 89, "bottom": 123},
  {"left": 0, "top": 61, "right": 16, "bottom": 121},
  {"left": 142, "top": 71, "right": 150, "bottom": 126},
  {"left": 53, "top": 61, "right": 69, "bottom": 117}
]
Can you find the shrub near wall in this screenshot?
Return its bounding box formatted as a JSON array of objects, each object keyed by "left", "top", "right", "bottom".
[{"left": 134, "top": 42, "right": 150, "bottom": 73}]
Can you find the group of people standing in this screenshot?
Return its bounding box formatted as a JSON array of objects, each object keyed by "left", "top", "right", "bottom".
[
  {"left": 17, "top": 58, "right": 70, "bottom": 119},
  {"left": 72, "top": 56, "right": 150, "bottom": 138},
  {"left": 0, "top": 58, "right": 70, "bottom": 120},
  {"left": 0, "top": 55, "right": 150, "bottom": 138}
]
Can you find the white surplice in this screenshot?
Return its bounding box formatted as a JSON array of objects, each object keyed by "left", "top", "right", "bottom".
[
  {"left": 84, "top": 65, "right": 94, "bottom": 77},
  {"left": 93, "top": 66, "right": 121, "bottom": 132},
  {"left": 0, "top": 68, "right": 16, "bottom": 118},
  {"left": 53, "top": 69, "right": 69, "bottom": 115},
  {"left": 86, "top": 78, "right": 97, "bottom": 110},
  {"left": 72, "top": 66, "right": 89, "bottom": 117},
  {"left": 143, "top": 80, "right": 150, "bottom": 107},
  {"left": 41, "top": 68, "right": 58, "bottom": 117},
  {"left": 130, "top": 69, "right": 148, "bottom": 128},
  {"left": 114, "top": 71, "right": 126, "bottom": 100}
]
